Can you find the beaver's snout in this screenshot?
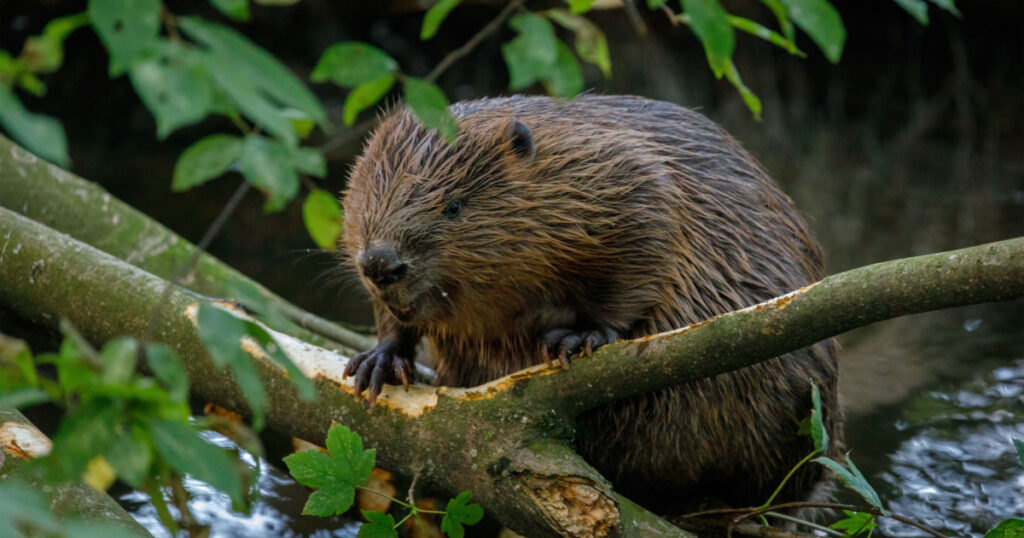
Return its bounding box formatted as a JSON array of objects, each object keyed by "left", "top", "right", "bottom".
[{"left": 359, "top": 244, "right": 408, "bottom": 290}]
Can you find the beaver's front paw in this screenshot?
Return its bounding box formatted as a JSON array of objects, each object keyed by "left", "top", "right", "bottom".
[
  {"left": 541, "top": 327, "right": 620, "bottom": 369},
  {"left": 343, "top": 339, "right": 413, "bottom": 407}
]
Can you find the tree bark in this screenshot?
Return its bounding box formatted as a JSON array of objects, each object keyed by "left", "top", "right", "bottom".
[
  {"left": 3, "top": 207, "right": 1022, "bottom": 536},
  {"left": 0, "top": 135, "right": 373, "bottom": 354},
  {"left": 0, "top": 207, "right": 687, "bottom": 537}
]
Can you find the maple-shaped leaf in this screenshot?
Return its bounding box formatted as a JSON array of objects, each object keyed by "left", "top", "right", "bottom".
[
  {"left": 358, "top": 510, "right": 398, "bottom": 538},
  {"left": 283, "top": 424, "right": 376, "bottom": 516},
  {"left": 440, "top": 491, "right": 484, "bottom": 538}
]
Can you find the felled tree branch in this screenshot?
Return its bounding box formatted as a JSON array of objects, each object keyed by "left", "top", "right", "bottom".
[
  {"left": 0, "top": 136, "right": 373, "bottom": 354},
  {"left": 3, "top": 129, "right": 1023, "bottom": 535},
  {"left": 3, "top": 205, "right": 1022, "bottom": 535},
  {"left": 0, "top": 208, "right": 687, "bottom": 537}
]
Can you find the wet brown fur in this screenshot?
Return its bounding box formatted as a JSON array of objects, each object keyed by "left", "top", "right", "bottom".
[{"left": 342, "top": 95, "right": 841, "bottom": 513}]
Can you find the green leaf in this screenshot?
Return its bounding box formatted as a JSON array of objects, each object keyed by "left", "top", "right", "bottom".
[
  {"left": 238, "top": 135, "right": 300, "bottom": 212},
  {"left": 540, "top": 41, "right": 584, "bottom": 98},
  {"left": 150, "top": 419, "right": 245, "bottom": 509},
  {"left": 724, "top": 61, "right": 762, "bottom": 120},
  {"left": 284, "top": 447, "right": 334, "bottom": 488},
  {"left": 281, "top": 108, "right": 316, "bottom": 139},
  {"left": 440, "top": 491, "right": 484, "bottom": 538},
  {"left": 761, "top": 0, "right": 795, "bottom": 41},
  {"left": 325, "top": 423, "right": 376, "bottom": 486},
  {"left": 303, "top": 189, "right": 344, "bottom": 251},
  {"left": 546, "top": 10, "right": 612, "bottom": 78},
  {"left": 20, "top": 12, "right": 90, "bottom": 74},
  {"left": 422, "top": 0, "right": 463, "bottom": 40},
  {"left": 1013, "top": 438, "right": 1024, "bottom": 469},
  {"left": 283, "top": 424, "right": 376, "bottom": 516},
  {"left": 178, "top": 17, "right": 326, "bottom": 124},
  {"left": 647, "top": 0, "right": 669, "bottom": 8},
  {"left": 681, "top": 0, "right": 735, "bottom": 78},
  {"left": 359, "top": 510, "right": 399, "bottom": 538},
  {"left": 242, "top": 320, "right": 315, "bottom": 401},
  {"left": 928, "top": 0, "right": 961, "bottom": 17},
  {"left": 726, "top": 15, "right": 804, "bottom": 56},
  {"left": 197, "top": 303, "right": 248, "bottom": 369},
  {"left": 777, "top": 0, "right": 845, "bottom": 63},
  {"left": 53, "top": 338, "right": 97, "bottom": 394},
  {"left": 88, "top": 0, "right": 161, "bottom": 75},
  {"left": 0, "top": 388, "right": 50, "bottom": 409},
  {"left": 197, "top": 49, "right": 298, "bottom": 145},
  {"left": 343, "top": 74, "right": 395, "bottom": 126},
  {"left": 17, "top": 73, "right": 46, "bottom": 97},
  {"left": 210, "top": 0, "right": 251, "bottom": 21},
  {"left": 813, "top": 456, "right": 887, "bottom": 515},
  {"left": 569, "top": 0, "right": 598, "bottom": 14},
  {"left": 0, "top": 482, "right": 62, "bottom": 536},
  {"left": 0, "top": 85, "right": 70, "bottom": 166},
  {"left": 891, "top": 0, "right": 930, "bottom": 25},
  {"left": 291, "top": 146, "right": 326, "bottom": 178},
  {"left": 172, "top": 134, "right": 243, "bottom": 192},
  {"left": 46, "top": 398, "right": 121, "bottom": 481},
  {"left": 986, "top": 519, "right": 1024, "bottom": 538},
  {"left": 196, "top": 303, "right": 268, "bottom": 427},
  {"left": 809, "top": 384, "right": 828, "bottom": 453},
  {"left": 129, "top": 41, "right": 215, "bottom": 138},
  {"left": 311, "top": 43, "right": 399, "bottom": 88},
  {"left": 99, "top": 338, "right": 137, "bottom": 385},
  {"left": 105, "top": 426, "right": 152, "bottom": 488},
  {"left": 145, "top": 344, "right": 190, "bottom": 403},
  {"left": 502, "top": 14, "right": 558, "bottom": 89},
  {"left": 403, "top": 77, "right": 457, "bottom": 142},
  {"left": 830, "top": 510, "right": 877, "bottom": 537}
]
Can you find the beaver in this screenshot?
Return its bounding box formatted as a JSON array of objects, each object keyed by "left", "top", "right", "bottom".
[{"left": 340, "top": 94, "right": 841, "bottom": 513}]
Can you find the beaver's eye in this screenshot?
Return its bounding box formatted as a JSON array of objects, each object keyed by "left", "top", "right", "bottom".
[{"left": 443, "top": 199, "right": 464, "bottom": 219}]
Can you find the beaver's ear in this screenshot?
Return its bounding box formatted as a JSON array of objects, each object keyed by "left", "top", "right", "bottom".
[{"left": 503, "top": 120, "right": 536, "bottom": 160}]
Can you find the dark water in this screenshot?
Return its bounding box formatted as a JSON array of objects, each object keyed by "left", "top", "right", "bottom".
[
  {"left": 841, "top": 302, "right": 1024, "bottom": 536},
  {"left": 118, "top": 303, "right": 1024, "bottom": 537},
  {"left": 118, "top": 430, "right": 360, "bottom": 537}
]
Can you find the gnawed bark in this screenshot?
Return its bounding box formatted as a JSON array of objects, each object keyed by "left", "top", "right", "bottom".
[{"left": 2, "top": 194, "right": 1021, "bottom": 534}]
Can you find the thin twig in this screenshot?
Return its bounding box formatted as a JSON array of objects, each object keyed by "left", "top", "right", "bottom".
[
  {"left": 321, "top": 0, "right": 526, "bottom": 156},
  {"left": 680, "top": 502, "right": 950, "bottom": 538},
  {"left": 139, "top": 181, "right": 251, "bottom": 351},
  {"left": 679, "top": 518, "right": 818, "bottom": 538},
  {"left": 764, "top": 511, "right": 843, "bottom": 537},
  {"left": 407, "top": 472, "right": 420, "bottom": 506},
  {"left": 425, "top": 0, "right": 526, "bottom": 83}
]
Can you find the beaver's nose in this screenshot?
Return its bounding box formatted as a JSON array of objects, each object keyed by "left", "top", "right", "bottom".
[{"left": 359, "top": 244, "right": 408, "bottom": 289}]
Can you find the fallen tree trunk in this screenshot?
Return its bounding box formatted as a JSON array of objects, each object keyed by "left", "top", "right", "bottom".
[
  {"left": 2, "top": 206, "right": 1022, "bottom": 535},
  {"left": 0, "top": 135, "right": 372, "bottom": 354}
]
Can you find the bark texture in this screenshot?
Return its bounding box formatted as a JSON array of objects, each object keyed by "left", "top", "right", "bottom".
[
  {"left": 0, "top": 135, "right": 372, "bottom": 354},
  {"left": 3, "top": 207, "right": 1022, "bottom": 535}
]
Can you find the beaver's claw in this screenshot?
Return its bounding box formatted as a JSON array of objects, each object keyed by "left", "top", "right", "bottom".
[
  {"left": 541, "top": 327, "right": 620, "bottom": 369},
  {"left": 343, "top": 340, "right": 413, "bottom": 408}
]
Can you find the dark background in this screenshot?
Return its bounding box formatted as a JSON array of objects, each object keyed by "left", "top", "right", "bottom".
[
  {"left": 3, "top": 1, "right": 1023, "bottom": 533},
  {"left": 3, "top": 0, "right": 1020, "bottom": 326}
]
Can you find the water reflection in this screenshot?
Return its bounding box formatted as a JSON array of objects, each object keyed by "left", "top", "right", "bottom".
[
  {"left": 874, "top": 360, "right": 1024, "bottom": 536},
  {"left": 119, "top": 430, "right": 360, "bottom": 538}
]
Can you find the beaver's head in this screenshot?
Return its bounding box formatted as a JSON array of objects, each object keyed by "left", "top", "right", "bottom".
[{"left": 342, "top": 106, "right": 574, "bottom": 332}]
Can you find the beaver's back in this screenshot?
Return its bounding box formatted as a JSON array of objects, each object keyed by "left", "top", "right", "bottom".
[
  {"left": 444, "top": 96, "right": 841, "bottom": 511},
  {"left": 346, "top": 94, "right": 841, "bottom": 513}
]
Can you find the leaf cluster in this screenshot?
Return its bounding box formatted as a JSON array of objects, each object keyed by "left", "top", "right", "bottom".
[
  {"left": 284, "top": 424, "right": 483, "bottom": 538},
  {"left": 0, "top": 325, "right": 253, "bottom": 534}
]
